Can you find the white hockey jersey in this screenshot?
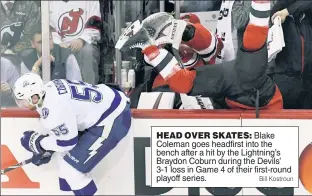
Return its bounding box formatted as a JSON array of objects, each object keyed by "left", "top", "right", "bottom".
[
  {"left": 49, "top": 1, "right": 101, "bottom": 44},
  {"left": 37, "top": 79, "right": 129, "bottom": 152}
]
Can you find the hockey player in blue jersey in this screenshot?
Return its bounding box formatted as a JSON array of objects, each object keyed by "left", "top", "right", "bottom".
[{"left": 13, "top": 73, "right": 131, "bottom": 195}]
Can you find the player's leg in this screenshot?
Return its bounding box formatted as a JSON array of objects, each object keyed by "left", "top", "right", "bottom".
[
  {"left": 58, "top": 156, "right": 96, "bottom": 195},
  {"left": 58, "top": 104, "right": 131, "bottom": 195},
  {"left": 235, "top": 0, "right": 270, "bottom": 84},
  {"left": 143, "top": 45, "right": 197, "bottom": 94},
  {"left": 234, "top": 0, "right": 283, "bottom": 109}
]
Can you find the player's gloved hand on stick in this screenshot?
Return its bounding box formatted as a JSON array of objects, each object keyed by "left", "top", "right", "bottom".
[
  {"left": 31, "top": 151, "right": 54, "bottom": 166},
  {"left": 20, "top": 131, "right": 54, "bottom": 166}
]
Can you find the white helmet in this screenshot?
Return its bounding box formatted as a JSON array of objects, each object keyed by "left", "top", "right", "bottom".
[{"left": 13, "top": 73, "right": 45, "bottom": 107}]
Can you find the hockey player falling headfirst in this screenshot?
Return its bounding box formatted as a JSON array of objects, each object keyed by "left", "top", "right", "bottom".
[
  {"left": 151, "top": 13, "right": 224, "bottom": 91},
  {"left": 116, "top": 1, "right": 283, "bottom": 113},
  {"left": 13, "top": 74, "right": 131, "bottom": 195}
]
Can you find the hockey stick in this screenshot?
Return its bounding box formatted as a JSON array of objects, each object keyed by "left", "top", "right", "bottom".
[{"left": 1, "top": 157, "right": 33, "bottom": 175}]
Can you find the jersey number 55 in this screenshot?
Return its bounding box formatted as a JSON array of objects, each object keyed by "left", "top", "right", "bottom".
[{"left": 66, "top": 80, "right": 103, "bottom": 103}]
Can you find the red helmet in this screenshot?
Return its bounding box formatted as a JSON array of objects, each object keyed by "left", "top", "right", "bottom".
[{"left": 181, "top": 13, "right": 200, "bottom": 24}]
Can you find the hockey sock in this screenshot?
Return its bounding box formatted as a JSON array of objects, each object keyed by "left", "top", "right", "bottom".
[
  {"left": 59, "top": 178, "right": 72, "bottom": 191},
  {"left": 183, "top": 23, "right": 223, "bottom": 62},
  {"left": 243, "top": 0, "right": 270, "bottom": 51},
  {"left": 142, "top": 45, "right": 196, "bottom": 93}
]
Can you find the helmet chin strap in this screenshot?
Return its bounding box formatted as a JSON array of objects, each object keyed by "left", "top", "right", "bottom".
[
  {"left": 36, "top": 99, "right": 43, "bottom": 108},
  {"left": 36, "top": 94, "right": 46, "bottom": 108}
]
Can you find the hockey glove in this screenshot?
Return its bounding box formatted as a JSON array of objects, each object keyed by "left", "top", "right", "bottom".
[
  {"left": 141, "top": 12, "right": 187, "bottom": 50},
  {"left": 20, "top": 131, "right": 54, "bottom": 166},
  {"left": 31, "top": 151, "right": 54, "bottom": 166}
]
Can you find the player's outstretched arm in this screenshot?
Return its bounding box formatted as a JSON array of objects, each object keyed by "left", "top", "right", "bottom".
[
  {"left": 143, "top": 45, "right": 196, "bottom": 94},
  {"left": 143, "top": 45, "right": 227, "bottom": 98}
]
